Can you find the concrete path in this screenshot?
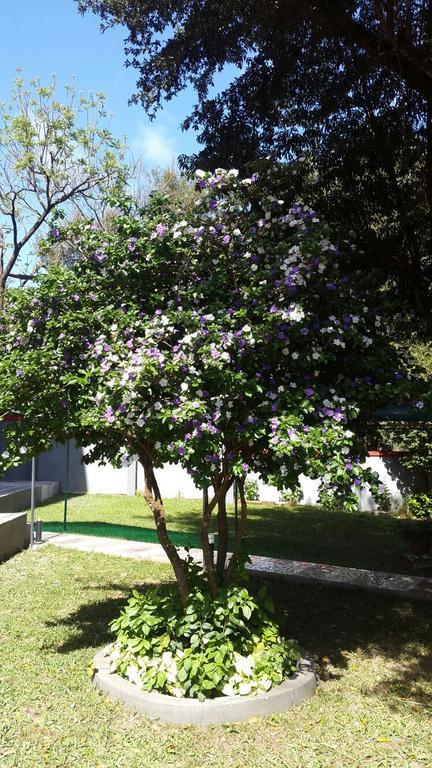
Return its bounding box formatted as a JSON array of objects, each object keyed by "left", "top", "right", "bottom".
[{"left": 42, "top": 531, "right": 432, "bottom": 602}]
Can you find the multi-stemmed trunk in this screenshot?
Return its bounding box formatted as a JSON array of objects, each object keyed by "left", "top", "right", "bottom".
[{"left": 138, "top": 445, "right": 248, "bottom": 606}]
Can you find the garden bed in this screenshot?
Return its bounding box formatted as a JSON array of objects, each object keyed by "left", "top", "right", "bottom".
[{"left": 93, "top": 649, "right": 316, "bottom": 725}]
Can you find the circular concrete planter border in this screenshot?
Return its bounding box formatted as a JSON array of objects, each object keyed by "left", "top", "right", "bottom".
[{"left": 93, "top": 650, "right": 316, "bottom": 725}]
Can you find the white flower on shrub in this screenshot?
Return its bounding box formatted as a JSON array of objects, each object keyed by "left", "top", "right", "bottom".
[
  {"left": 239, "top": 682, "right": 253, "bottom": 696},
  {"left": 233, "top": 653, "right": 255, "bottom": 677},
  {"left": 221, "top": 682, "right": 235, "bottom": 697},
  {"left": 125, "top": 665, "right": 143, "bottom": 686},
  {"left": 259, "top": 677, "right": 272, "bottom": 691}
]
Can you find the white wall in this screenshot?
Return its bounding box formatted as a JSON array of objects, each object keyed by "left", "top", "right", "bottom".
[{"left": 10, "top": 439, "right": 425, "bottom": 511}]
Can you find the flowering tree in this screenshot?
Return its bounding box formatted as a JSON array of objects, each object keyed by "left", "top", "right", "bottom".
[{"left": 0, "top": 168, "right": 411, "bottom": 605}]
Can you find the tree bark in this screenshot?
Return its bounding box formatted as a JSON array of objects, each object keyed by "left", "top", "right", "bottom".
[
  {"left": 215, "top": 486, "right": 229, "bottom": 583},
  {"left": 138, "top": 448, "right": 190, "bottom": 606},
  {"left": 200, "top": 475, "right": 233, "bottom": 597},
  {"left": 225, "top": 476, "right": 248, "bottom": 584}
]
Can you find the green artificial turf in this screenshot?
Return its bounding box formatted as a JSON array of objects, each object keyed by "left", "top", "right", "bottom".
[
  {"left": 0, "top": 546, "right": 431, "bottom": 768},
  {"left": 37, "top": 493, "right": 412, "bottom": 574}
]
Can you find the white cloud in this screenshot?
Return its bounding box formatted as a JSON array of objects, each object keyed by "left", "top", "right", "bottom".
[{"left": 135, "top": 123, "right": 178, "bottom": 167}]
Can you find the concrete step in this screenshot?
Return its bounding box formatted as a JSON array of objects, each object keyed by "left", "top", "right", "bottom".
[
  {"left": 0, "top": 481, "right": 59, "bottom": 515},
  {"left": 0, "top": 512, "right": 30, "bottom": 561}
]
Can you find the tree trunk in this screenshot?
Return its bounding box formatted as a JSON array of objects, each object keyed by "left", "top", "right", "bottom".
[
  {"left": 201, "top": 475, "right": 233, "bottom": 597},
  {"left": 216, "top": 488, "right": 229, "bottom": 583},
  {"left": 138, "top": 451, "right": 190, "bottom": 607},
  {"left": 225, "top": 476, "right": 248, "bottom": 584}
]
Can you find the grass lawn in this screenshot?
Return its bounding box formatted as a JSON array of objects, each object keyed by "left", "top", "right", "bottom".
[
  {"left": 37, "top": 493, "right": 413, "bottom": 574},
  {"left": 0, "top": 546, "right": 431, "bottom": 768}
]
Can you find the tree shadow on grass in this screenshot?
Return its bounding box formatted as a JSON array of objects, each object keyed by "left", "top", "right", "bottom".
[
  {"left": 43, "top": 520, "right": 201, "bottom": 548},
  {"left": 43, "top": 502, "right": 411, "bottom": 574},
  {"left": 46, "top": 569, "right": 432, "bottom": 710},
  {"left": 262, "top": 577, "right": 432, "bottom": 709},
  {"left": 45, "top": 580, "right": 173, "bottom": 654}
]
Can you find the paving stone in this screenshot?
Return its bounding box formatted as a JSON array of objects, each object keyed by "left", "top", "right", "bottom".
[{"left": 42, "top": 531, "right": 432, "bottom": 601}]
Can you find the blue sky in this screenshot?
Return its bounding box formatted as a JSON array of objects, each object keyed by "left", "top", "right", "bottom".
[{"left": 0, "top": 0, "right": 230, "bottom": 168}]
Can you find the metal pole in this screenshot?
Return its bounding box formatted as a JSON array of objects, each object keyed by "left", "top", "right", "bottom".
[
  {"left": 29, "top": 456, "right": 36, "bottom": 549},
  {"left": 63, "top": 440, "right": 70, "bottom": 531},
  {"left": 234, "top": 478, "right": 239, "bottom": 536}
]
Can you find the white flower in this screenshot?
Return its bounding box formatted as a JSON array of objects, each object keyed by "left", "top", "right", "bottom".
[
  {"left": 159, "top": 378, "right": 168, "bottom": 387},
  {"left": 19, "top": 447, "right": 27, "bottom": 455},
  {"left": 195, "top": 169, "right": 206, "bottom": 178},
  {"left": 239, "top": 682, "right": 252, "bottom": 696},
  {"left": 282, "top": 348, "right": 289, "bottom": 356},
  {"left": 125, "top": 665, "right": 142, "bottom": 686},
  {"left": 259, "top": 677, "right": 272, "bottom": 691},
  {"left": 154, "top": 402, "right": 162, "bottom": 411},
  {"left": 415, "top": 401, "right": 424, "bottom": 409},
  {"left": 290, "top": 305, "right": 304, "bottom": 322},
  {"left": 251, "top": 264, "right": 258, "bottom": 271},
  {"left": 292, "top": 352, "right": 299, "bottom": 360},
  {"left": 221, "top": 683, "right": 235, "bottom": 697},
  {"left": 228, "top": 169, "right": 239, "bottom": 177},
  {"left": 234, "top": 653, "right": 254, "bottom": 677},
  {"left": 180, "top": 382, "right": 189, "bottom": 391},
  {"left": 1, "top": 451, "right": 9, "bottom": 459}
]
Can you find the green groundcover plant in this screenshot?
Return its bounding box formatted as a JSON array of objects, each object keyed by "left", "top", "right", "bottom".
[{"left": 105, "top": 561, "right": 300, "bottom": 699}]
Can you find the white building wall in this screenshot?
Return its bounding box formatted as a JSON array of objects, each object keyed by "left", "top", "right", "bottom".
[{"left": 8, "top": 439, "right": 424, "bottom": 511}]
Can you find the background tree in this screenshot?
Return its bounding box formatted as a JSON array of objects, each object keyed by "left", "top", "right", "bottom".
[
  {"left": 0, "top": 74, "right": 126, "bottom": 305},
  {"left": 76, "top": 0, "right": 432, "bottom": 332}
]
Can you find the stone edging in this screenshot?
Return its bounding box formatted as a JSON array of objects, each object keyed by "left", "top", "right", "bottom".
[{"left": 93, "top": 650, "right": 316, "bottom": 725}]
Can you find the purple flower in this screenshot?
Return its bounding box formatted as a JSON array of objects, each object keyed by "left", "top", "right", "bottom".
[
  {"left": 305, "top": 387, "right": 314, "bottom": 397},
  {"left": 104, "top": 407, "right": 115, "bottom": 423},
  {"left": 178, "top": 446, "right": 186, "bottom": 456},
  {"left": 127, "top": 237, "right": 137, "bottom": 252},
  {"left": 154, "top": 223, "right": 168, "bottom": 237},
  {"left": 49, "top": 227, "right": 60, "bottom": 239},
  {"left": 222, "top": 234, "right": 230, "bottom": 244},
  {"left": 93, "top": 250, "right": 108, "bottom": 264},
  {"left": 242, "top": 463, "right": 250, "bottom": 472}
]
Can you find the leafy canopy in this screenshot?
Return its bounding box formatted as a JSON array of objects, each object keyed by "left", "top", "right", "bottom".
[{"left": 0, "top": 168, "right": 417, "bottom": 509}]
